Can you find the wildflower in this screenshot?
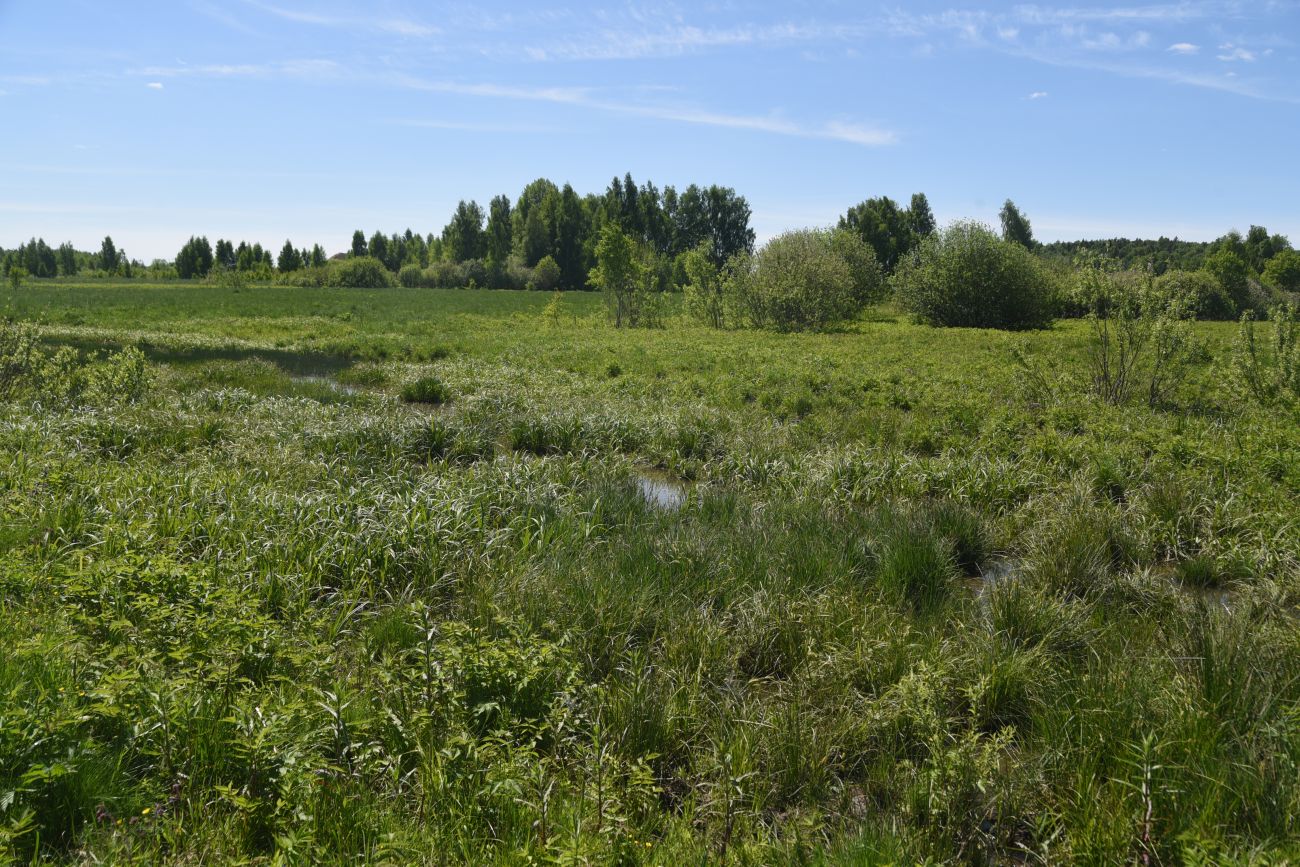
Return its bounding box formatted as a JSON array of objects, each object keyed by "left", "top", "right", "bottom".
[{"left": 142, "top": 807, "right": 151, "bottom": 815}]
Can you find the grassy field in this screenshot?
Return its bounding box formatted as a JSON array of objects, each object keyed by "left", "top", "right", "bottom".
[{"left": 2, "top": 280, "right": 1299, "bottom": 864}]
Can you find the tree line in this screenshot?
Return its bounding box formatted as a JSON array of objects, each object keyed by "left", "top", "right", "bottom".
[
  {"left": 0, "top": 236, "right": 139, "bottom": 279},
  {"left": 4, "top": 184, "right": 1296, "bottom": 304}
]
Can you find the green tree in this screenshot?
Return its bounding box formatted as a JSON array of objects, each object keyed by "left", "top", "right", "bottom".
[
  {"left": 512, "top": 178, "right": 560, "bottom": 265},
  {"left": 1262, "top": 249, "right": 1300, "bottom": 293},
  {"left": 589, "top": 224, "right": 643, "bottom": 327},
  {"left": 909, "top": 192, "right": 936, "bottom": 238},
  {"left": 215, "top": 239, "right": 235, "bottom": 270},
  {"left": 56, "top": 242, "right": 78, "bottom": 276},
  {"left": 368, "top": 232, "right": 389, "bottom": 270},
  {"left": 442, "top": 200, "right": 486, "bottom": 263},
  {"left": 175, "top": 236, "right": 214, "bottom": 279},
  {"left": 8, "top": 265, "right": 27, "bottom": 291},
  {"left": 100, "top": 236, "right": 119, "bottom": 273},
  {"left": 839, "top": 196, "right": 913, "bottom": 272},
  {"left": 1202, "top": 248, "right": 1253, "bottom": 313},
  {"left": 894, "top": 220, "right": 1054, "bottom": 329},
  {"left": 277, "top": 240, "right": 303, "bottom": 273},
  {"left": 999, "top": 200, "right": 1035, "bottom": 249},
  {"left": 1243, "top": 225, "right": 1276, "bottom": 273},
  {"left": 310, "top": 244, "right": 327, "bottom": 268},
  {"left": 485, "top": 195, "right": 513, "bottom": 269},
  {"left": 350, "top": 230, "right": 367, "bottom": 258},
  {"left": 552, "top": 184, "right": 590, "bottom": 289}
]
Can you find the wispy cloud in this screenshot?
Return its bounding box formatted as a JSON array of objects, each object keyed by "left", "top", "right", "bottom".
[
  {"left": 389, "top": 118, "right": 556, "bottom": 135},
  {"left": 133, "top": 59, "right": 342, "bottom": 81},
  {"left": 189, "top": 1, "right": 262, "bottom": 36},
  {"left": 395, "top": 74, "right": 897, "bottom": 146},
  {"left": 146, "top": 81, "right": 164, "bottom": 90},
  {"left": 885, "top": 4, "right": 1293, "bottom": 102},
  {"left": 609, "top": 106, "right": 896, "bottom": 146},
  {"left": 1010, "top": 4, "right": 1220, "bottom": 25},
  {"left": 242, "top": 0, "right": 439, "bottom": 38},
  {"left": 1028, "top": 90, "right": 1049, "bottom": 99},
  {"left": 520, "top": 20, "right": 868, "bottom": 61}
]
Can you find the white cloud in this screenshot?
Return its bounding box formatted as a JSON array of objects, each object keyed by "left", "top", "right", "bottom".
[
  {"left": 1216, "top": 43, "right": 1256, "bottom": 62},
  {"left": 146, "top": 81, "right": 164, "bottom": 89},
  {"left": 1028, "top": 90, "right": 1049, "bottom": 99},
  {"left": 1167, "top": 42, "right": 1200, "bottom": 54},
  {"left": 520, "top": 21, "right": 867, "bottom": 62},
  {"left": 1011, "top": 4, "right": 1215, "bottom": 25}
]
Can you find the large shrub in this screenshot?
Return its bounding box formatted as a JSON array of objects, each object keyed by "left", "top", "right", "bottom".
[
  {"left": 530, "top": 255, "right": 561, "bottom": 292},
  {"left": 729, "top": 228, "right": 880, "bottom": 331},
  {"left": 326, "top": 256, "right": 396, "bottom": 289},
  {"left": 893, "top": 221, "right": 1055, "bottom": 330},
  {"left": 1154, "top": 269, "right": 1236, "bottom": 320},
  {"left": 398, "top": 263, "right": 425, "bottom": 288}
]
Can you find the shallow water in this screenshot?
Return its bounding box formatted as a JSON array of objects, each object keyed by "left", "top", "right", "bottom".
[
  {"left": 964, "top": 559, "right": 1018, "bottom": 602},
  {"left": 291, "top": 373, "right": 358, "bottom": 395},
  {"left": 636, "top": 473, "right": 688, "bottom": 511}
]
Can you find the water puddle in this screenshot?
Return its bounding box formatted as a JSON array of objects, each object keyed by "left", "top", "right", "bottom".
[
  {"left": 965, "top": 560, "right": 1017, "bottom": 599},
  {"left": 1185, "top": 586, "right": 1233, "bottom": 611},
  {"left": 636, "top": 472, "right": 688, "bottom": 511},
  {"left": 291, "top": 373, "right": 358, "bottom": 395}
]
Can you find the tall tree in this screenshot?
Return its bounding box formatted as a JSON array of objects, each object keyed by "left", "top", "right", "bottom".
[
  {"left": 350, "top": 230, "right": 368, "bottom": 258},
  {"left": 57, "top": 242, "right": 78, "bottom": 276},
  {"left": 512, "top": 178, "right": 560, "bottom": 264},
  {"left": 999, "top": 199, "right": 1035, "bottom": 249},
  {"left": 1243, "top": 225, "right": 1277, "bottom": 273},
  {"left": 705, "top": 185, "right": 755, "bottom": 266},
  {"left": 278, "top": 240, "right": 303, "bottom": 273},
  {"left": 909, "top": 192, "right": 936, "bottom": 238},
  {"left": 100, "top": 236, "right": 119, "bottom": 273},
  {"left": 175, "top": 236, "right": 213, "bottom": 279},
  {"left": 839, "top": 196, "right": 913, "bottom": 272},
  {"left": 215, "top": 239, "right": 235, "bottom": 270},
  {"left": 369, "top": 231, "right": 389, "bottom": 269},
  {"left": 442, "top": 200, "right": 486, "bottom": 263},
  {"left": 552, "top": 184, "right": 590, "bottom": 289},
  {"left": 485, "top": 195, "right": 513, "bottom": 268}
]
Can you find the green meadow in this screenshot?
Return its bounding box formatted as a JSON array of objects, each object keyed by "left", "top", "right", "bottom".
[{"left": 2, "top": 280, "right": 1299, "bottom": 864}]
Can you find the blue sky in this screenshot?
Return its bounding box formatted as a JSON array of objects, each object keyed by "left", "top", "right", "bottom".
[{"left": 1, "top": 0, "right": 1297, "bottom": 261}]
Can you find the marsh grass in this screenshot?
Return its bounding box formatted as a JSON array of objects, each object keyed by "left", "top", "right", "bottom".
[
  {"left": 400, "top": 374, "right": 450, "bottom": 404},
  {"left": 0, "top": 286, "right": 1297, "bottom": 863}
]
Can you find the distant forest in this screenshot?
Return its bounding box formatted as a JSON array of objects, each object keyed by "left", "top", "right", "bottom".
[{"left": 2, "top": 176, "right": 1296, "bottom": 295}]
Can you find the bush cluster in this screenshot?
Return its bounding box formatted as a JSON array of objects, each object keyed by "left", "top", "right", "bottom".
[
  {"left": 893, "top": 221, "right": 1056, "bottom": 330},
  {"left": 688, "top": 229, "right": 883, "bottom": 332}
]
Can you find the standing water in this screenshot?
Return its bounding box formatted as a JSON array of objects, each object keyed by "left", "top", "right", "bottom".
[{"left": 636, "top": 473, "right": 688, "bottom": 511}]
